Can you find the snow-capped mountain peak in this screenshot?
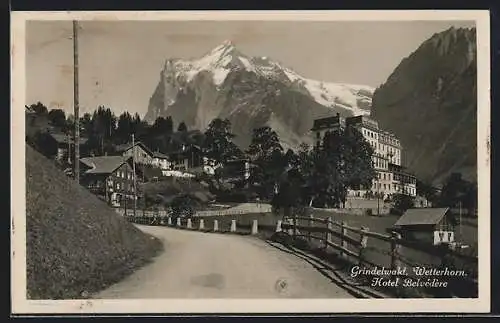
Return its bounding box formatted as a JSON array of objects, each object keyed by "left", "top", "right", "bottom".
[
  {"left": 161, "top": 41, "right": 374, "bottom": 117},
  {"left": 147, "top": 41, "right": 376, "bottom": 150}
]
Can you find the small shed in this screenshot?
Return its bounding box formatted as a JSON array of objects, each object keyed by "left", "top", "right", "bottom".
[{"left": 393, "top": 207, "right": 456, "bottom": 245}]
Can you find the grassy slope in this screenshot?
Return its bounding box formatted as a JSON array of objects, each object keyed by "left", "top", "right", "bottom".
[{"left": 26, "top": 145, "right": 163, "bottom": 299}]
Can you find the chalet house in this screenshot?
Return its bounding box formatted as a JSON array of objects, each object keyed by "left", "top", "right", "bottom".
[
  {"left": 115, "top": 141, "right": 154, "bottom": 165},
  {"left": 168, "top": 144, "right": 204, "bottom": 171},
  {"left": 392, "top": 207, "right": 456, "bottom": 245},
  {"left": 80, "top": 155, "right": 142, "bottom": 207},
  {"left": 152, "top": 151, "right": 172, "bottom": 174}
]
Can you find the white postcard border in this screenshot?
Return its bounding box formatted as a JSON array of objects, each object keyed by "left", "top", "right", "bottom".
[{"left": 11, "top": 10, "right": 491, "bottom": 314}]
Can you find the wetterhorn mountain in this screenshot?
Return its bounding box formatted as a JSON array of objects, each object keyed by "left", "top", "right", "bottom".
[
  {"left": 145, "top": 40, "right": 374, "bottom": 150},
  {"left": 371, "top": 27, "right": 477, "bottom": 185}
]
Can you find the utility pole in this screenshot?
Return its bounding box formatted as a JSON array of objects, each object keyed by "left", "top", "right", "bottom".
[
  {"left": 67, "top": 132, "right": 72, "bottom": 165},
  {"left": 459, "top": 200, "right": 462, "bottom": 242},
  {"left": 73, "top": 20, "right": 80, "bottom": 184},
  {"left": 377, "top": 176, "right": 380, "bottom": 216},
  {"left": 132, "top": 133, "right": 137, "bottom": 216}
]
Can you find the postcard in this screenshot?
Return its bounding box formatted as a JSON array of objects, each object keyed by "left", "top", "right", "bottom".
[{"left": 11, "top": 10, "right": 491, "bottom": 314}]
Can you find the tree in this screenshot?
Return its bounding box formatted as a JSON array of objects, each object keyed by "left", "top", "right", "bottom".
[
  {"left": 47, "top": 109, "right": 67, "bottom": 129},
  {"left": 91, "top": 106, "right": 118, "bottom": 154},
  {"left": 177, "top": 121, "right": 188, "bottom": 132},
  {"left": 284, "top": 148, "right": 299, "bottom": 168},
  {"left": 342, "top": 125, "right": 376, "bottom": 194},
  {"left": 246, "top": 126, "right": 285, "bottom": 200},
  {"left": 246, "top": 126, "right": 283, "bottom": 160},
  {"left": 115, "top": 112, "right": 133, "bottom": 144},
  {"left": 392, "top": 193, "right": 415, "bottom": 215},
  {"left": 29, "top": 102, "right": 48, "bottom": 115},
  {"left": 203, "top": 118, "right": 239, "bottom": 163},
  {"left": 438, "top": 173, "right": 477, "bottom": 215},
  {"left": 416, "top": 179, "right": 438, "bottom": 204},
  {"left": 131, "top": 112, "right": 149, "bottom": 140},
  {"left": 308, "top": 125, "right": 375, "bottom": 208},
  {"left": 79, "top": 113, "right": 93, "bottom": 138},
  {"left": 439, "top": 173, "right": 467, "bottom": 208}
]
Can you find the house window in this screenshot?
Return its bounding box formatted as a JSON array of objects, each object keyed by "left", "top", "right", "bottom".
[{"left": 116, "top": 183, "right": 120, "bottom": 190}]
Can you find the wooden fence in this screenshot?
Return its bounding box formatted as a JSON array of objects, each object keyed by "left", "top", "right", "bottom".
[
  {"left": 115, "top": 207, "right": 271, "bottom": 218},
  {"left": 122, "top": 211, "right": 478, "bottom": 298},
  {"left": 281, "top": 215, "right": 478, "bottom": 297}
]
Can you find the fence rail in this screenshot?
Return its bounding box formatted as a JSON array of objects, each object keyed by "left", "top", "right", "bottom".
[{"left": 115, "top": 207, "right": 272, "bottom": 218}]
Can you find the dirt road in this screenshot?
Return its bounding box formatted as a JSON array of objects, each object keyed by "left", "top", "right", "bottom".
[{"left": 95, "top": 225, "right": 355, "bottom": 299}]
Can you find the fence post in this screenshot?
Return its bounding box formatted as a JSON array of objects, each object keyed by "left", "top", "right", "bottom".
[
  {"left": 325, "top": 217, "right": 332, "bottom": 250},
  {"left": 199, "top": 219, "right": 205, "bottom": 230},
  {"left": 230, "top": 219, "right": 237, "bottom": 232},
  {"left": 390, "top": 231, "right": 402, "bottom": 270},
  {"left": 287, "top": 218, "right": 294, "bottom": 236},
  {"left": 176, "top": 217, "right": 181, "bottom": 227},
  {"left": 308, "top": 214, "right": 313, "bottom": 242},
  {"left": 187, "top": 218, "right": 192, "bottom": 229},
  {"left": 340, "top": 221, "right": 347, "bottom": 258},
  {"left": 275, "top": 220, "right": 282, "bottom": 233},
  {"left": 167, "top": 216, "right": 172, "bottom": 226},
  {"left": 358, "top": 226, "right": 369, "bottom": 266},
  {"left": 251, "top": 219, "right": 258, "bottom": 235},
  {"left": 213, "top": 219, "right": 219, "bottom": 232}
]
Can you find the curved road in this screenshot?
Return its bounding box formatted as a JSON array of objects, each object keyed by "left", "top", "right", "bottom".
[{"left": 95, "top": 225, "right": 355, "bottom": 299}]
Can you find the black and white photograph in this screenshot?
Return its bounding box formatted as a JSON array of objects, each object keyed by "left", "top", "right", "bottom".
[{"left": 11, "top": 10, "right": 490, "bottom": 313}]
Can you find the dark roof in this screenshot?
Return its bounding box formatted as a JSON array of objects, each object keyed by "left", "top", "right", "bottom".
[
  {"left": 80, "top": 156, "right": 130, "bottom": 174},
  {"left": 394, "top": 208, "right": 450, "bottom": 227},
  {"left": 115, "top": 141, "right": 154, "bottom": 156},
  {"left": 50, "top": 133, "right": 88, "bottom": 145},
  {"left": 311, "top": 115, "right": 344, "bottom": 131},
  {"left": 152, "top": 151, "right": 169, "bottom": 159}
]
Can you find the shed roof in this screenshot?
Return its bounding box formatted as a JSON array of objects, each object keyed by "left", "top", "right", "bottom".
[
  {"left": 80, "top": 156, "right": 130, "bottom": 174},
  {"left": 394, "top": 208, "right": 450, "bottom": 227}
]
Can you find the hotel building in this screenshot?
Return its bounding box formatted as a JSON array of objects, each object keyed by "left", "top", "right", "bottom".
[{"left": 311, "top": 114, "right": 417, "bottom": 199}]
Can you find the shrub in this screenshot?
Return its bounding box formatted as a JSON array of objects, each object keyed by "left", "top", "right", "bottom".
[
  {"left": 392, "top": 193, "right": 415, "bottom": 214},
  {"left": 170, "top": 195, "right": 198, "bottom": 218}
]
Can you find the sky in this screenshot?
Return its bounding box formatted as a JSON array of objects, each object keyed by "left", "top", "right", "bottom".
[{"left": 25, "top": 20, "right": 475, "bottom": 117}]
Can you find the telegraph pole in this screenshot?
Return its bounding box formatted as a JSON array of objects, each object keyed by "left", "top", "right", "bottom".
[
  {"left": 132, "top": 134, "right": 137, "bottom": 216},
  {"left": 73, "top": 20, "right": 80, "bottom": 184}
]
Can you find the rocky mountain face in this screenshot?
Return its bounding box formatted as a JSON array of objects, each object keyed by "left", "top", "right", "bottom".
[
  {"left": 145, "top": 41, "right": 374, "bottom": 150},
  {"left": 371, "top": 27, "right": 477, "bottom": 185}
]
